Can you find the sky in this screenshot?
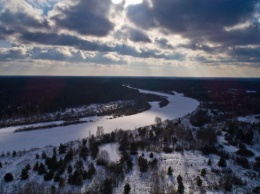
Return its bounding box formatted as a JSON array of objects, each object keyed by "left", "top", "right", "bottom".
[{"left": 0, "top": 0, "right": 260, "bottom": 77}]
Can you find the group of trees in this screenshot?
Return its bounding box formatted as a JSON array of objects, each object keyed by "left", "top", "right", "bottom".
[
  {"left": 0, "top": 77, "right": 168, "bottom": 128},
  {"left": 1, "top": 111, "right": 259, "bottom": 194}
]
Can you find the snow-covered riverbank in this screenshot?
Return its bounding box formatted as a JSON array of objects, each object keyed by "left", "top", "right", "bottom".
[{"left": 0, "top": 88, "right": 199, "bottom": 152}]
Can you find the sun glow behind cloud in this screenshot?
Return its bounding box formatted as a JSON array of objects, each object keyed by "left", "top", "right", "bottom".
[{"left": 112, "top": 0, "right": 143, "bottom": 7}]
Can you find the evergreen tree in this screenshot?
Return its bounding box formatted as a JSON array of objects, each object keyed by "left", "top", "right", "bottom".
[
  {"left": 80, "top": 146, "right": 88, "bottom": 160},
  {"left": 130, "top": 142, "right": 138, "bottom": 155},
  {"left": 44, "top": 171, "right": 54, "bottom": 181},
  {"left": 41, "top": 151, "right": 47, "bottom": 159},
  {"left": 167, "top": 166, "right": 173, "bottom": 175},
  {"left": 25, "top": 164, "right": 31, "bottom": 171},
  {"left": 124, "top": 183, "right": 131, "bottom": 194},
  {"left": 196, "top": 176, "right": 202, "bottom": 186},
  {"left": 38, "top": 163, "right": 47, "bottom": 175},
  {"left": 102, "top": 178, "right": 113, "bottom": 194},
  {"left": 12, "top": 151, "right": 17, "bottom": 157},
  {"left": 59, "top": 143, "right": 67, "bottom": 154},
  {"left": 59, "top": 177, "right": 66, "bottom": 187},
  {"left": 86, "top": 163, "right": 96, "bottom": 179},
  {"left": 138, "top": 156, "right": 148, "bottom": 172},
  {"left": 33, "top": 162, "right": 39, "bottom": 171},
  {"left": 90, "top": 143, "right": 99, "bottom": 159},
  {"left": 64, "top": 148, "right": 73, "bottom": 162},
  {"left": 177, "top": 175, "right": 184, "bottom": 194},
  {"left": 4, "top": 173, "right": 13, "bottom": 182},
  {"left": 67, "top": 164, "right": 73, "bottom": 174},
  {"left": 218, "top": 157, "right": 226, "bottom": 167},
  {"left": 52, "top": 147, "right": 57, "bottom": 157},
  {"left": 54, "top": 173, "right": 61, "bottom": 182},
  {"left": 201, "top": 168, "right": 206, "bottom": 176},
  {"left": 20, "top": 168, "right": 29, "bottom": 180}
]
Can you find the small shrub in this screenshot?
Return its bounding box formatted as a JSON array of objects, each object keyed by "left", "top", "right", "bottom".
[
  {"left": 167, "top": 166, "right": 173, "bottom": 176},
  {"left": 196, "top": 176, "right": 202, "bottom": 186},
  {"left": 4, "top": 173, "right": 13, "bottom": 182},
  {"left": 218, "top": 157, "right": 226, "bottom": 167},
  {"left": 201, "top": 168, "right": 206, "bottom": 176}
]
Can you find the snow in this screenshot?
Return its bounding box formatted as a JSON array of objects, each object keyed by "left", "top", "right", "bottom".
[
  {"left": 99, "top": 143, "right": 120, "bottom": 163},
  {"left": 246, "top": 90, "right": 256, "bottom": 93},
  {"left": 237, "top": 114, "right": 260, "bottom": 124},
  {"left": 114, "top": 151, "right": 220, "bottom": 194},
  {"left": 0, "top": 88, "right": 199, "bottom": 153}
]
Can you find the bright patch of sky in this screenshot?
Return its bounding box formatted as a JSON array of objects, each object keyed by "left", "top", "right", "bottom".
[
  {"left": 24, "top": 0, "right": 60, "bottom": 15},
  {"left": 112, "top": 0, "right": 143, "bottom": 7}
]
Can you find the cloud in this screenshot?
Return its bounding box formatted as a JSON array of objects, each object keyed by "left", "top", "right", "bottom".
[
  {"left": 0, "top": 47, "right": 27, "bottom": 61},
  {"left": 0, "top": 0, "right": 259, "bottom": 76},
  {"left": 178, "top": 42, "right": 222, "bottom": 54},
  {"left": 0, "top": 46, "right": 127, "bottom": 65},
  {"left": 228, "top": 46, "right": 260, "bottom": 64},
  {"left": 154, "top": 37, "right": 173, "bottom": 49},
  {"left": 127, "top": 27, "right": 151, "bottom": 43},
  {"left": 20, "top": 31, "right": 176, "bottom": 59},
  {"left": 50, "top": 0, "right": 114, "bottom": 36},
  {"left": 0, "top": 0, "right": 49, "bottom": 31},
  {"left": 127, "top": 0, "right": 258, "bottom": 46},
  {"left": 21, "top": 32, "right": 111, "bottom": 51}
]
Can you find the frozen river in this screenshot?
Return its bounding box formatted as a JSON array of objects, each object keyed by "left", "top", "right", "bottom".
[{"left": 0, "top": 88, "right": 199, "bottom": 152}]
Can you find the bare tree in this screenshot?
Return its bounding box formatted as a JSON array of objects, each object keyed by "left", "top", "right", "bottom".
[
  {"left": 155, "top": 117, "right": 162, "bottom": 126},
  {"left": 96, "top": 126, "right": 104, "bottom": 137}
]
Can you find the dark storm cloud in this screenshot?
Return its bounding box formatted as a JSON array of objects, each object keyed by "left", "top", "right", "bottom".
[
  {"left": 51, "top": 0, "right": 114, "bottom": 36},
  {"left": 128, "top": 27, "right": 151, "bottom": 43},
  {"left": 126, "top": 0, "right": 260, "bottom": 64},
  {"left": 21, "top": 31, "right": 168, "bottom": 59},
  {"left": 0, "top": 25, "right": 16, "bottom": 39},
  {"left": 228, "top": 47, "right": 260, "bottom": 63},
  {"left": 0, "top": 48, "right": 26, "bottom": 61},
  {"left": 127, "top": 2, "right": 156, "bottom": 29},
  {"left": 15, "top": 32, "right": 177, "bottom": 60},
  {"left": 127, "top": 0, "right": 258, "bottom": 43},
  {"left": 209, "top": 26, "right": 260, "bottom": 46},
  {"left": 21, "top": 32, "right": 112, "bottom": 51}
]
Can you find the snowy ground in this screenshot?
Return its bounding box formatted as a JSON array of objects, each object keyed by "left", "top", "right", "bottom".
[
  {"left": 114, "top": 149, "right": 259, "bottom": 194},
  {"left": 0, "top": 88, "right": 199, "bottom": 153},
  {"left": 99, "top": 143, "right": 120, "bottom": 163},
  {"left": 237, "top": 114, "right": 260, "bottom": 124}
]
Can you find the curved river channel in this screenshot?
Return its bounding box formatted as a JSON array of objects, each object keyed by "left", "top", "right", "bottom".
[{"left": 0, "top": 88, "right": 199, "bottom": 152}]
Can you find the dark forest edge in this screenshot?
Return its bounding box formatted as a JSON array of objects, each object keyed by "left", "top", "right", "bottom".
[{"left": 0, "top": 76, "right": 259, "bottom": 127}]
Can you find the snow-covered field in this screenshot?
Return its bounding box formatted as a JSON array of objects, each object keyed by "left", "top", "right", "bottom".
[{"left": 0, "top": 88, "right": 199, "bottom": 153}]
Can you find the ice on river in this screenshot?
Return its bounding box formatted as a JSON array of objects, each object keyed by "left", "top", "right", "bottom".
[{"left": 0, "top": 88, "right": 199, "bottom": 152}]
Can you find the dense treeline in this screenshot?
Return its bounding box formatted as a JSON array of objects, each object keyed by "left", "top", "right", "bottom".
[
  {"left": 0, "top": 77, "right": 162, "bottom": 121},
  {"left": 1, "top": 76, "right": 259, "bottom": 122},
  {"left": 121, "top": 77, "right": 260, "bottom": 116}
]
